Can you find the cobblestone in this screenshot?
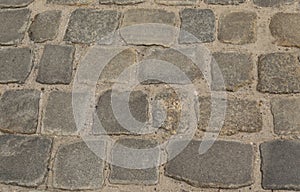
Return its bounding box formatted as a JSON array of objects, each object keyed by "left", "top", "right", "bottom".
[
  {"left": 155, "top": 0, "right": 196, "bottom": 5},
  {"left": 253, "top": 0, "right": 294, "bottom": 7},
  {"left": 99, "top": 0, "right": 144, "bottom": 4},
  {"left": 46, "top": 0, "right": 92, "bottom": 5},
  {"left": 204, "top": 0, "right": 245, "bottom": 5},
  {"left": 0, "top": 0, "right": 33, "bottom": 7}
]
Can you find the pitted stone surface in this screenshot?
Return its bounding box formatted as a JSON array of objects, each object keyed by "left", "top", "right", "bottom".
[
  {"left": 204, "top": 0, "right": 245, "bottom": 4},
  {"left": 0, "top": 48, "right": 32, "bottom": 84},
  {"left": 99, "top": 0, "right": 144, "bottom": 4},
  {"left": 260, "top": 140, "right": 300, "bottom": 190},
  {"left": 0, "top": 90, "right": 40, "bottom": 134},
  {"left": 254, "top": 0, "right": 294, "bottom": 7},
  {"left": 46, "top": 0, "right": 92, "bottom": 5},
  {"left": 155, "top": 0, "right": 196, "bottom": 5},
  {"left": 165, "top": 140, "right": 254, "bottom": 188},
  {"left": 0, "top": 0, "right": 33, "bottom": 7},
  {"left": 0, "top": 135, "right": 52, "bottom": 186}
]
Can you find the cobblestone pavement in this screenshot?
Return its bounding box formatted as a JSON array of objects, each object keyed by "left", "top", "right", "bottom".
[{"left": 0, "top": 0, "right": 300, "bottom": 191}]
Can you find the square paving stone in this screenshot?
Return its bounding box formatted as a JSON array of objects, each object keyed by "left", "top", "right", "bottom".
[
  {"left": 0, "top": 90, "right": 40, "bottom": 134},
  {"left": 218, "top": 11, "right": 257, "bottom": 45},
  {"left": 64, "top": 9, "right": 120, "bottom": 44},
  {"left": 36, "top": 45, "right": 75, "bottom": 84},
  {"left": 0, "top": 135, "right": 52, "bottom": 186},
  {"left": 165, "top": 140, "right": 254, "bottom": 188},
  {"left": 0, "top": 0, "right": 33, "bottom": 7},
  {"left": 260, "top": 140, "right": 300, "bottom": 190},
  {"left": 53, "top": 141, "right": 105, "bottom": 190},
  {"left": 0, "top": 9, "right": 31, "bottom": 45},
  {"left": 109, "top": 138, "right": 159, "bottom": 185},
  {"left": 253, "top": 0, "right": 294, "bottom": 7},
  {"left": 0, "top": 47, "right": 33, "bottom": 84},
  {"left": 29, "top": 11, "right": 62, "bottom": 43},
  {"left": 204, "top": 0, "right": 245, "bottom": 4}
]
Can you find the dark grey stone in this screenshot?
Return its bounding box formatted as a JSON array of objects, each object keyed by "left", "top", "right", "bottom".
[
  {"left": 29, "top": 11, "right": 62, "bottom": 43},
  {"left": 46, "top": 0, "right": 92, "bottom": 5},
  {"left": 0, "top": 9, "right": 31, "bottom": 45},
  {"left": 204, "top": 0, "right": 246, "bottom": 4},
  {"left": 254, "top": 0, "right": 294, "bottom": 7},
  {"left": 37, "top": 45, "right": 75, "bottom": 84},
  {"left": 0, "top": 90, "right": 40, "bottom": 134},
  {"left": 155, "top": 0, "right": 196, "bottom": 5},
  {"left": 0, "top": 48, "right": 33, "bottom": 84},
  {"left": 165, "top": 140, "right": 254, "bottom": 188},
  {"left": 260, "top": 140, "right": 300, "bottom": 190},
  {"left": 0, "top": 0, "right": 33, "bottom": 7},
  {"left": 99, "top": 0, "right": 144, "bottom": 4},
  {"left": 0, "top": 135, "right": 52, "bottom": 186}
]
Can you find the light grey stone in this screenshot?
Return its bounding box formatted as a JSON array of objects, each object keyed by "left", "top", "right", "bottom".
[{"left": 0, "top": 0, "right": 33, "bottom": 8}]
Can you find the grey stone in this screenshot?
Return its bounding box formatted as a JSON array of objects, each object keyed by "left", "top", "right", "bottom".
[
  {"left": 53, "top": 141, "right": 105, "bottom": 190},
  {"left": 212, "top": 52, "right": 253, "bottom": 91},
  {"left": 42, "top": 91, "right": 77, "bottom": 135},
  {"left": 64, "top": 9, "right": 120, "bottom": 44},
  {"left": 257, "top": 53, "right": 300, "bottom": 94},
  {"left": 0, "top": 48, "right": 33, "bottom": 84},
  {"left": 0, "top": 135, "right": 52, "bottom": 186},
  {"left": 99, "top": 0, "right": 144, "bottom": 4},
  {"left": 37, "top": 45, "right": 75, "bottom": 84},
  {"left": 218, "top": 11, "right": 257, "bottom": 45},
  {"left": 260, "top": 140, "right": 300, "bottom": 190},
  {"left": 198, "top": 97, "right": 262, "bottom": 135},
  {"left": 46, "top": 0, "right": 92, "bottom": 5},
  {"left": 165, "top": 140, "right": 254, "bottom": 188},
  {"left": 0, "top": 90, "right": 40, "bottom": 134},
  {"left": 269, "top": 13, "right": 300, "bottom": 48},
  {"left": 253, "top": 0, "right": 294, "bottom": 7},
  {"left": 271, "top": 97, "right": 300, "bottom": 135},
  {"left": 155, "top": 0, "right": 197, "bottom": 5},
  {"left": 0, "top": 0, "right": 33, "bottom": 7},
  {"left": 204, "top": 0, "right": 245, "bottom": 4},
  {"left": 179, "top": 9, "right": 215, "bottom": 43},
  {"left": 29, "top": 11, "right": 62, "bottom": 43},
  {"left": 109, "top": 138, "right": 159, "bottom": 185},
  {"left": 0, "top": 9, "right": 31, "bottom": 45}
]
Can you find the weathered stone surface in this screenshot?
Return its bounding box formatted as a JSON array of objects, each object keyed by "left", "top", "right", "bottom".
[
  {"left": 166, "top": 140, "right": 254, "bottom": 188},
  {"left": 0, "top": 0, "right": 33, "bottom": 7},
  {"left": 271, "top": 97, "right": 300, "bottom": 135},
  {"left": 0, "top": 48, "right": 32, "bottom": 84},
  {"left": 260, "top": 140, "right": 300, "bottom": 190},
  {"left": 269, "top": 13, "right": 300, "bottom": 48},
  {"left": 257, "top": 53, "right": 300, "bottom": 94},
  {"left": 0, "top": 90, "right": 40, "bottom": 134},
  {"left": 253, "top": 0, "right": 294, "bottom": 7},
  {"left": 53, "top": 141, "right": 105, "bottom": 190},
  {"left": 109, "top": 138, "right": 159, "bottom": 185},
  {"left": 99, "top": 0, "right": 144, "bottom": 4},
  {"left": 155, "top": 0, "right": 196, "bottom": 5},
  {"left": 37, "top": 45, "right": 75, "bottom": 84},
  {"left": 64, "top": 9, "right": 119, "bottom": 44},
  {"left": 29, "top": 11, "right": 62, "bottom": 43},
  {"left": 198, "top": 97, "right": 262, "bottom": 135},
  {"left": 42, "top": 91, "right": 77, "bottom": 135},
  {"left": 0, "top": 135, "right": 52, "bottom": 186},
  {"left": 218, "top": 11, "right": 257, "bottom": 45},
  {"left": 47, "top": 0, "right": 92, "bottom": 5},
  {"left": 205, "top": 0, "right": 245, "bottom": 4},
  {"left": 212, "top": 52, "right": 253, "bottom": 91},
  {"left": 93, "top": 90, "right": 149, "bottom": 135},
  {"left": 180, "top": 9, "right": 215, "bottom": 43}
]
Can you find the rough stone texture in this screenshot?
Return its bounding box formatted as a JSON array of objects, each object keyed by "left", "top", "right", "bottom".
[
  {"left": 46, "top": 0, "right": 93, "bottom": 5},
  {"left": 0, "top": 9, "right": 31, "bottom": 45},
  {"left": 205, "top": 0, "right": 245, "bottom": 4},
  {"left": 271, "top": 97, "right": 300, "bottom": 135},
  {"left": 269, "top": 13, "right": 300, "bottom": 48},
  {"left": 53, "top": 141, "right": 105, "bottom": 190},
  {"left": 0, "top": 90, "right": 40, "bottom": 134},
  {"left": 93, "top": 90, "right": 149, "bottom": 134},
  {"left": 0, "top": 135, "right": 52, "bottom": 186},
  {"left": 180, "top": 9, "right": 215, "bottom": 43},
  {"left": 211, "top": 52, "right": 253, "bottom": 91},
  {"left": 109, "top": 138, "right": 159, "bottom": 185},
  {"left": 0, "top": 0, "right": 33, "bottom": 7},
  {"left": 155, "top": 0, "right": 197, "bottom": 5},
  {"left": 254, "top": 0, "right": 294, "bottom": 7},
  {"left": 218, "top": 11, "right": 257, "bottom": 45},
  {"left": 42, "top": 91, "right": 77, "bottom": 135},
  {"left": 198, "top": 97, "right": 262, "bottom": 135},
  {"left": 260, "top": 140, "right": 300, "bottom": 190},
  {"left": 166, "top": 140, "right": 254, "bottom": 188},
  {"left": 0, "top": 48, "right": 33, "bottom": 84},
  {"left": 257, "top": 53, "right": 300, "bottom": 94},
  {"left": 99, "top": 0, "right": 144, "bottom": 4},
  {"left": 37, "top": 45, "right": 75, "bottom": 84},
  {"left": 29, "top": 11, "right": 62, "bottom": 43},
  {"left": 64, "top": 9, "right": 120, "bottom": 44}
]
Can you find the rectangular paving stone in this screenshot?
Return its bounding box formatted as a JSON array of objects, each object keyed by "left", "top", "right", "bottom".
[
  {"left": 64, "top": 9, "right": 120, "bottom": 44},
  {"left": 99, "top": 0, "right": 144, "bottom": 4},
  {"left": 109, "top": 138, "right": 159, "bottom": 185},
  {"left": 270, "top": 13, "right": 300, "bottom": 48},
  {"left": 165, "top": 140, "right": 254, "bottom": 188},
  {"left": 260, "top": 140, "right": 300, "bottom": 190},
  {"left": 37, "top": 45, "right": 75, "bottom": 84},
  {"left": 0, "top": 48, "right": 33, "bottom": 84},
  {"left": 0, "top": 135, "right": 52, "bottom": 187},
  {"left": 179, "top": 9, "right": 215, "bottom": 43},
  {"left": 253, "top": 0, "right": 294, "bottom": 7},
  {"left": 271, "top": 97, "right": 300, "bottom": 135},
  {"left": 204, "top": 0, "right": 245, "bottom": 4},
  {"left": 0, "top": 90, "right": 40, "bottom": 134},
  {"left": 0, "top": 0, "right": 33, "bottom": 7},
  {"left": 46, "top": 0, "right": 93, "bottom": 5},
  {"left": 257, "top": 53, "right": 300, "bottom": 94},
  {"left": 218, "top": 11, "right": 257, "bottom": 45},
  {"left": 0, "top": 9, "right": 31, "bottom": 45},
  {"left": 155, "top": 0, "right": 197, "bottom": 5},
  {"left": 29, "top": 11, "right": 62, "bottom": 43},
  {"left": 53, "top": 141, "right": 105, "bottom": 190}
]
